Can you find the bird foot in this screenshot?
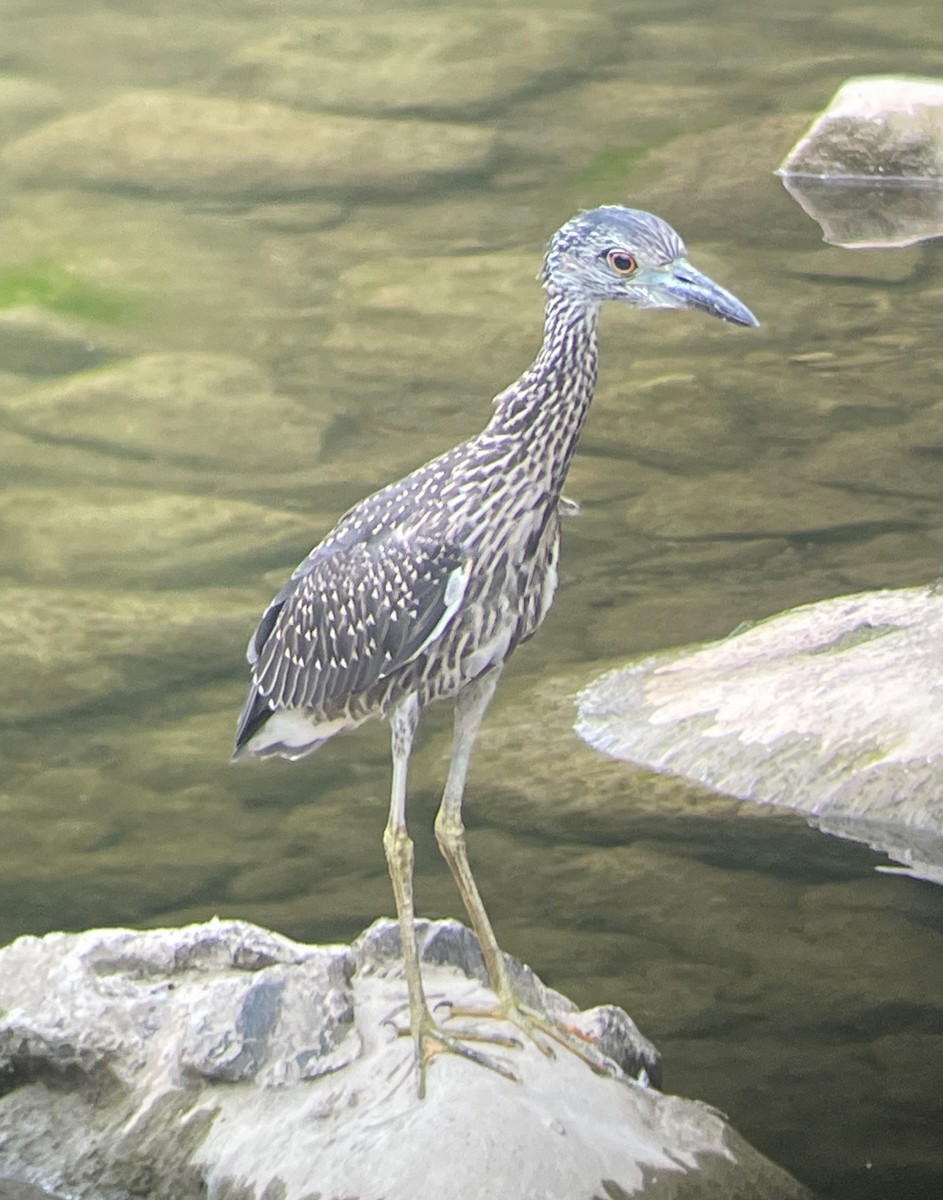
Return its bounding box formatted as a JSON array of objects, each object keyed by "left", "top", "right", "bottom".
[
  {"left": 438, "top": 995, "right": 616, "bottom": 1078},
  {"left": 385, "top": 1008, "right": 522, "bottom": 1099}
]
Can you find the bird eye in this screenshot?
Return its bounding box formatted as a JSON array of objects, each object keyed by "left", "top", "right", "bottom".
[{"left": 606, "top": 249, "right": 638, "bottom": 276}]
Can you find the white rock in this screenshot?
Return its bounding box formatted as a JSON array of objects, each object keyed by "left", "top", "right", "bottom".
[
  {"left": 577, "top": 584, "right": 943, "bottom": 883},
  {"left": 777, "top": 76, "right": 943, "bottom": 247},
  {"left": 0, "top": 919, "right": 809, "bottom": 1200},
  {"left": 779, "top": 75, "right": 943, "bottom": 180}
]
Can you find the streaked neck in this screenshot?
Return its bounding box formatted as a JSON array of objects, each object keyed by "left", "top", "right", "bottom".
[{"left": 486, "top": 290, "right": 600, "bottom": 488}]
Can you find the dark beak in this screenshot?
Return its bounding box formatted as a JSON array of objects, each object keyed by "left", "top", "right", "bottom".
[{"left": 662, "top": 260, "right": 759, "bottom": 327}]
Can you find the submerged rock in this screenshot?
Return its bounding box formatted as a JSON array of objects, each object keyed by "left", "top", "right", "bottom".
[
  {"left": 627, "top": 113, "right": 808, "bottom": 247},
  {"left": 1, "top": 92, "right": 496, "bottom": 198},
  {"left": 0, "top": 487, "right": 319, "bottom": 589},
  {"left": 576, "top": 584, "right": 943, "bottom": 883},
  {"left": 228, "top": 9, "right": 612, "bottom": 118},
  {"left": 0, "top": 583, "right": 254, "bottom": 720},
  {"left": 0, "top": 77, "right": 64, "bottom": 141},
  {"left": 327, "top": 250, "right": 539, "bottom": 389},
  {"left": 0, "top": 306, "right": 114, "bottom": 375},
  {"left": 0, "top": 918, "right": 810, "bottom": 1200},
  {"left": 1, "top": 352, "right": 326, "bottom": 478}
]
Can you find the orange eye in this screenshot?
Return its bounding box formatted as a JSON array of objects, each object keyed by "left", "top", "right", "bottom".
[{"left": 606, "top": 249, "right": 638, "bottom": 276}]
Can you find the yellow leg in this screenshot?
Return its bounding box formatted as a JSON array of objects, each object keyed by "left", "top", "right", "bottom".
[
  {"left": 384, "top": 695, "right": 520, "bottom": 1098},
  {"left": 433, "top": 671, "right": 614, "bottom": 1077}
]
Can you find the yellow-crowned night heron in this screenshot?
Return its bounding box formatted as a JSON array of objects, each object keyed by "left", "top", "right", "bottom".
[{"left": 234, "top": 206, "right": 757, "bottom": 1094}]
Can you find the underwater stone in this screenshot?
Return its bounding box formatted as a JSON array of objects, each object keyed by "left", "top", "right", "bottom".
[
  {"left": 1, "top": 92, "right": 497, "bottom": 198},
  {"left": 227, "top": 10, "right": 613, "bottom": 118}
]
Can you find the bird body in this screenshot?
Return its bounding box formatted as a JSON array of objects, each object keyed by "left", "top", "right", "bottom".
[
  {"left": 234, "top": 207, "right": 757, "bottom": 1094},
  {"left": 234, "top": 293, "right": 599, "bottom": 762}
]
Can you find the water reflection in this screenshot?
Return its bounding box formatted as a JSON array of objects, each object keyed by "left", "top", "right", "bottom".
[{"left": 779, "top": 175, "right": 943, "bottom": 247}]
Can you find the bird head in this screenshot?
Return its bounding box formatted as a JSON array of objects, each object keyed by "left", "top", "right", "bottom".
[{"left": 541, "top": 206, "right": 758, "bottom": 327}]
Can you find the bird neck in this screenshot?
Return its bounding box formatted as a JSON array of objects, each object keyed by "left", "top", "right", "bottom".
[{"left": 486, "top": 290, "right": 600, "bottom": 491}]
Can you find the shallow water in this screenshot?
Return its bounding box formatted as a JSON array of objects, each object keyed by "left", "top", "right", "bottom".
[{"left": 1, "top": 1, "right": 942, "bottom": 1197}]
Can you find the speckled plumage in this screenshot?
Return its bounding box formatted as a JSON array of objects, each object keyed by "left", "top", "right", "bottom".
[
  {"left": 233, "top": 206, "right": 757, "bottom": 1095},
  {"left": 234, "top": 291, "right": 597, "bottom": 760}
]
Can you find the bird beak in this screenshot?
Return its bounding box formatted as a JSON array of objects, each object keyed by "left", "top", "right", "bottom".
[{"left": 659, "top": 259, "right": 759, "bottom": 327}]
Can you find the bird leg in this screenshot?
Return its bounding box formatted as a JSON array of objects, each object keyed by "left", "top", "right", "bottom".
[
  {"left": 383, "top": 695, "right": 520, "bottom": 1099},
  {"left": 433, "top": 669, "right": 614, "bottom": 1077}
]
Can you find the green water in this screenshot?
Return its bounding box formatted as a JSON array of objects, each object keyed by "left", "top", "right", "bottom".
[{"left": 1, "top": 1, "right": 942, "bottom": 1197}]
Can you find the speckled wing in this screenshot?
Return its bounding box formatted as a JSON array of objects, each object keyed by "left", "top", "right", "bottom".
[{"left": 245, "top": 533, "right": 472, "bottom": 717}]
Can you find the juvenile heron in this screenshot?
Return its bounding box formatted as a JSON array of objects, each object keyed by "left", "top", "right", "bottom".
[{"left": 234, "top": 206, "right": 757, "bottom": 1094}]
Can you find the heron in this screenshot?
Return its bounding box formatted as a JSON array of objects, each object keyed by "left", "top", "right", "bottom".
[{"left": 233, "top": 206, "right": 758, "bottom": 1095}]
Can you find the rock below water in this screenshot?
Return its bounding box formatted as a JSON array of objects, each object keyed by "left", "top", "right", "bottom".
[
  {"left": 577, "top": 584, "right": 943, "bottom": 884},
  {"left": 0, "top": 92, "right": 496, "bottom": 199},
  {"left": 0, "top": 352, "right": 327, "bottom": 490},
  {"left": 0, "top": 919, "right": 810, "bottom": 1200},
  {"left": 227, "top": 9, "right": 614, "bottom": 119},
  {"left": 0, "top": 307, "right": 116, "bottom": 376}
]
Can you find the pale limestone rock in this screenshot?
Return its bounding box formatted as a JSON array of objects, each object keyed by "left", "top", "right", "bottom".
[
  {"left": 778, "top": 76, "right": 943, "bottom": 246},
  {"left": 577, "top": 584, "right": 943, "bottom": 883},
  {"left": 0, "top": 918, "right": 811, "bottom": 1200}
]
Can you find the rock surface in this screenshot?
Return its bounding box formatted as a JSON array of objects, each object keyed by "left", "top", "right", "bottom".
[
  {"left": 227, "top": 10, "right": 612, "bottom": 118},
  {"left": 778, "top": 76, "right": 943, "bottom": 247},
  {"left": 0, "top": 1183, "right": 65, "bottom": 1200},
  {"left": 1, "top": 92, "right": 496, "bottom": 198},
  {"left": 779, "top": 75, "right": 943, "bottom": 180},
  {"left": 576, "top": 584, "right": 943, "bottom": 883},
  {"left": 0, "top": 919, "right": 811, "bottom": 1200}
]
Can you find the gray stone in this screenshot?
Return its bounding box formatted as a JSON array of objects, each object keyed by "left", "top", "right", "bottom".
[
  {"left": 0, "top": 918, "right": 810, "bottom": 1200},
  {"left": 0, "top": 1183, "right": 67, "bottom": 1200},
  {"left": 777, "top": 75, "right": 943, "bottom": 247},
  {"left": 779, "top": 75, "right": 943, "bottom": 180},
  {"left": 576, "top": 584, "right": 943, "bottom": 883},
  {"left": 226, "top": 10, "right": 613, "bottom": 119},
  {"left": 1, "top": 92, "right": 497, "bottom": 199}
]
